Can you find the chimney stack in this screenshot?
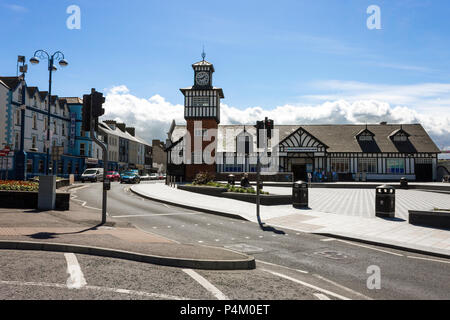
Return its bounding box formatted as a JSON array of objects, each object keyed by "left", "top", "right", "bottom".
[
  {"left": 116, "top": 123, "right": 126, "bottom": 132},
  {"left": 126, "top": 127, "right": 135, "bottom": 137}
]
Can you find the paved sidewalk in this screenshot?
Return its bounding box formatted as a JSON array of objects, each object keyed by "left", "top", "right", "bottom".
[
  {"left": 132, "top": 183, "right": 450, "bottom": 257},
  {"left": 0, "top": 201, "right": 255, "bottom": 270}
]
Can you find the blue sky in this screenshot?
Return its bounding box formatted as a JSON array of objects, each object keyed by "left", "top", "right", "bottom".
[{"left": 1, "top": 0, "right": 449, "bottom": 152}]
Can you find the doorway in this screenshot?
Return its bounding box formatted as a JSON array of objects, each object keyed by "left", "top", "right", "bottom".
[
  {"left": 292, "top": 165, "right": 307, "bottom": 181},
  {"left": 415, "top": 163, "right": 432, "bottom": 182}
]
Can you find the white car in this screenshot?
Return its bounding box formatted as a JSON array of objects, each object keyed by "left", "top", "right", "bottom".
[
  {"left": 150, "top": 173, "right": 159, "bottom": 180},
  {"left": 80, "top": 168, "right": 104, "bottom": 183}
]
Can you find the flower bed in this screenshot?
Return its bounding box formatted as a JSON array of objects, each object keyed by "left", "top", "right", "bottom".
[
  {"left": 0, "top": 180, "right": 39, "bottom": 192},
  {"left": 191, "top": 181, "right": 269, "bottom": 195}
]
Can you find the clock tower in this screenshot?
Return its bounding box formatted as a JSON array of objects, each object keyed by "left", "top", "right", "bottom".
[{"left": 180, "top": 53, "right": 224, "bottom": 181}]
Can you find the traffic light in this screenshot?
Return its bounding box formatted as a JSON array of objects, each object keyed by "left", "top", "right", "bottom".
[
  {"left": 255, "top": 120, "right": 265, "bottom": 148},
  {"left": 92, "top": 91, "right": 105, "bottom": 118},
  {"left": 82, "top": 94, "right": 91, "bottom": 131},
  {"left": 265, "top": 118, "right": 274, "bottom": 138}
]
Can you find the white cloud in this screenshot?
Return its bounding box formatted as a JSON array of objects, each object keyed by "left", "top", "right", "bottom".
[
  {"left": 3, "top": 3, "right": 27, "bottom": 12},
  {"left": 102, "top": 85, "right": 450, "bottom": 152}
]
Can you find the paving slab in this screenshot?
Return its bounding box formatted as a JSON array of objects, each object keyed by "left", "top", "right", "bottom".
[
  {"left": 0, "top": 201, "right": 255, "bottom": 270},
  {"left": 132, "top": 183, "right": 450, "bottom": 258}
]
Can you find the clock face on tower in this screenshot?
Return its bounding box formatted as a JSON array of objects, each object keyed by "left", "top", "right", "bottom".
[{"left": 196, "top": 72, "right": 210, "bottom": 86}]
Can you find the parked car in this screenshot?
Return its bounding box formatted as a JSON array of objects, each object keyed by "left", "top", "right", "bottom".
[
  {"left": 140, "top": 174, "right": 150, "bottom": 181},
  {"left": 106, "top": 171, "right": 120, "bottom": 182},
  {"left": 150, "top": 173, "right": 159, "bottom": 180},
  {"left": 80, "top": 168, "right": 104, "bottom": 183},
  {"left": 120, "top": 171, "right": 141, "bottom": 184}
]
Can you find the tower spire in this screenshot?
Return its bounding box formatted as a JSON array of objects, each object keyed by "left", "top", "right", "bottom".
[{"left": 201, "top": 45, "right": 206, "bottom": 61}]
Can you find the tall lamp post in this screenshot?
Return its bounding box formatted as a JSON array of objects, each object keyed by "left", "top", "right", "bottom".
[{"left": 29, "top": 50, "right": 68, "bottom": 175}]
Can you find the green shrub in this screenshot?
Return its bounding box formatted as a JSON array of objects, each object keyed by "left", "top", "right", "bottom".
[{"left": 193, "top": 172, "right": 216, "bottom": 185}]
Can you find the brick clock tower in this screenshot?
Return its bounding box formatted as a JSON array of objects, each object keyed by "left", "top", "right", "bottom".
[{"left": 180, "top": 53, "right": 224, "bottom": 181}]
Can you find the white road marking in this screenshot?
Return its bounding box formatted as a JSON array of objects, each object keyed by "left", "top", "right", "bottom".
[
  {"left": 256, "top": 260, "right": 309, "bottom": 274},
  {"left": 337, "top": 239, "right": 403, "bottom": 257},
  {"left": 182, "top": 269, "right": 229, "bottom": 300},
  {"left": 312, "top": 274, "right": 373, "bottom": 300},
  {"left": 64, "top": 253, "right": 87, "bottom": 289},
  {"left": 112, "top": 212, "right": 204, "bottom": 218},
  {"left": 321, "top": 238, "right": 336, "bottom": 242},
  {"left": 0, "top": 280, "right": 186, "bottom": 300},
  {"left": 260, "top": 269, "right": 350, "bottom": 301},
  {"left": 407, "top": 255, "right": 450, "bottom": 264},
  {"left": 314, "top": 293, "right": 331, "bottom": 300}
]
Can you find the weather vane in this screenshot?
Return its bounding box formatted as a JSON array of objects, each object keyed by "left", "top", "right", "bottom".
[{"left": 201, "top": 46, "right": 206, "bottom": 61}]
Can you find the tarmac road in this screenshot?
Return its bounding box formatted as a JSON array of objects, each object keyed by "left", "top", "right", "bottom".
[{"left": 70, "top": 181, "right": 450, "bottom": 300}]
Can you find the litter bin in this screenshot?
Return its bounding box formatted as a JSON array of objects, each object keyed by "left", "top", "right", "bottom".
[
  {"left": 375, "top": 185, "right": 395, "bottom": 218},
  {"left": 227, "top": 174, "right": 235, "bottom": 186},
  {"left": 292, "top": 180, "right": 308, "bottom": 208},
  {"left": 400, "top": 177, "right": 408, "bottom": 189}
]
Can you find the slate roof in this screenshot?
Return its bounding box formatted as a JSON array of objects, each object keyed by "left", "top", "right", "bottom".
[
  {"left": 59, "top": 97, "right": 83, "bottom": 104},
  {"left": 169, "top": 124, "right": 440, "bottom": 154},
  {"left": 0, "top": 77, "right": 22, "bottom": 90},
  {"left": 0, "top": 76, "right": 21, "bottom": 90}
]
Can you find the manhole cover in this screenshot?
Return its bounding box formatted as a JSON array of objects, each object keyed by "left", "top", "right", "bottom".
[
  {"left": 314, "top": 250, "right": 348, "bottom": 260},
  {"left": 224, "top": 244, "right": 264, "bottom": 253}
]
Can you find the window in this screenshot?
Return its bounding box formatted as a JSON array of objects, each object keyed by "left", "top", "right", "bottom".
[
  {"left": 80, "top": 143, "right": 85, "bottom": 156},
  {"left": 53, "top": 121, "right": 57, "bottom": 134},
  {"left": 14, "top": 133, "right": 20, "bottom": 150},
  {"left": 331, "top": 158, "right": 350, "bottom": 173},
  {"left": 32, "top": 114, "right": 37, "bottom": 129},
  {"left": 358, "top": 158, "right": 377, "bottom": 173},
  {"left": 32, "top": 136, "right": 37, "bottom": 149},
  {"left": 67, "top": 161, "right": 72, "bottom": 174},
  {"left": 386, "top": 159, "right": 405, "bottom": 174},
  {"left": 192, "top": 151, "right": 202, "bottom": 164},
  {"left": 393, "top": 135, "right": 407, "bottom": 142},
  {"left": 193, "top": 96, "right": 209, "bottom": 107},
  {"left": 62, "top": 124, "right": 65, "bottom": 136},
  {"left": 27, "top": 159, "right": 33, "bottom": 173},
  {"left": 39, "top": 160, "right": 44, "bottom": 173},
  {"left": 44, "top": 118, "right": 48, "bottom": 131},
  {"left": 194, "top": 129, "right": 207, "bottom": 137},
  {"left": 16, "top": 109, "right": 21, "bottom": 125},
  {"left": 359, "top": 134, "right": 373, "bottom": 142}
]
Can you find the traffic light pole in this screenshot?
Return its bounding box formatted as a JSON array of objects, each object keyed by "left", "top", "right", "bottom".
[{"left": 89, "top": 89, "right": 108, "bottom": 224}]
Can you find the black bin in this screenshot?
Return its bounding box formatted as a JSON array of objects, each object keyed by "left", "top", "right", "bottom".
[
  {"left": 375, "top": 185, "right": 395, "bottom": 218},
  {"left": 227, "top": 174, "right": 235, "bottom": 186},
  {"left": 293, "top": 180, "right": 308, "bottom": 208},
  {"left": 400, "top": 177, "right": 408, "bottom": 189}
]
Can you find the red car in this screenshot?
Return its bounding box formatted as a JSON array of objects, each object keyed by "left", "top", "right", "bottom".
[{"left": 106, "top": 171, "right": 120, "bottom": 182}]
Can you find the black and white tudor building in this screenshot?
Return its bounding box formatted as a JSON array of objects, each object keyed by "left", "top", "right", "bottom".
[{"left": 166, "top": 58, "right": 441, "bottom": 182}]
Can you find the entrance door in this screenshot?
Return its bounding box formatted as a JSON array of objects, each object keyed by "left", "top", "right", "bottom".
[
  {"left": 415, "top": 163, "right": 432, "bottom": 182},
  {"left": 292, "top": 165, "right": 307, "bottom": 181}
]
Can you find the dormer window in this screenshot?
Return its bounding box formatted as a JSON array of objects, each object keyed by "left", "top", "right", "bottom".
[
  {"left": 389, "top": 126, "right": 410, "bottom": 142},
  {"left": 356, "top": 126, "right": 375, "bottom": 142},
  {"left": 359, "top": 133, "right": 373, "bottom": 141}
]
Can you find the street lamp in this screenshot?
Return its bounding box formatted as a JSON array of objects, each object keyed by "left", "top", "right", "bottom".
[{"left": 30, "top": 50, "right": 68, "bottom": 175}]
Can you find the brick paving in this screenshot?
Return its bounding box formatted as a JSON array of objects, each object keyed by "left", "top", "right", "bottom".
[{"left": 132, "top": 183, "right": 450, "bottom": 256}]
